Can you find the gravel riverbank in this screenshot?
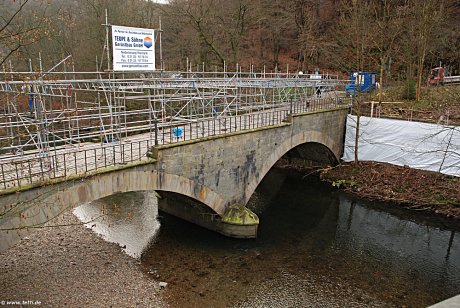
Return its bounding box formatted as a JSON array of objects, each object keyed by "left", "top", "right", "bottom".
[{"left": 0, "top": 212, "right": 166, "bottom": 308}]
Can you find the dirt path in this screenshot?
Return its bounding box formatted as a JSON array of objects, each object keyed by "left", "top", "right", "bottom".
[{"left": 0, "top": 212, "right": 167, "bottom": 308}]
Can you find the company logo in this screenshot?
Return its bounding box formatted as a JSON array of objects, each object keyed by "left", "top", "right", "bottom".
[{"left": 144, "top": 36, "right": 153, "bottom": 48}]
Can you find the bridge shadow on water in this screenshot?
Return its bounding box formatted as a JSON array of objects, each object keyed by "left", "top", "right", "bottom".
[{"left": 74, "top": 168, "right": 460, "bottom": 307}]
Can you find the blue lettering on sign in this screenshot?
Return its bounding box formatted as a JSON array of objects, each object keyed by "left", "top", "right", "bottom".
[{"left": 131, "top": 37, "right": 143, "bottom": 43}]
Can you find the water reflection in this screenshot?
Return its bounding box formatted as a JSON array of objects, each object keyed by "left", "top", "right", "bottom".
[
  {"left": 336, "top": 196, "right": 460, "bottom": 295},
  {"left": 73, "top": 169, "right": 460, "bottom": 306},
  {"left": 73, "top": 192, "right": 160, "bottom": 258}
]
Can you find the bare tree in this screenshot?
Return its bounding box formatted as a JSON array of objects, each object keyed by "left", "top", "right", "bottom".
[
  {"left": 0, "top": 0, "right": 52, "bottom": 67},
  {"left": 292, "top": 0, "right": 339, "bottom": 72},
  {"left": 408, "top": 0, "right": 446, "bottom": 101},
  {"left": 256, "top": 0, "right": 296, "bottom": 69},
  {"left": 335, "top": 0, "right": 373, "bottom": 163},
  {"left": 369, "top": 0, "right": 405, "bottom": 107},
  {"left": 164, "top": 0, "right": 252, "bottom": 69}
]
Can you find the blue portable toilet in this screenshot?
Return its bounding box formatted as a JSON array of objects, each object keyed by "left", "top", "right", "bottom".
[{"left": 345, "top": 71, "right": 377, "bottom": 95}]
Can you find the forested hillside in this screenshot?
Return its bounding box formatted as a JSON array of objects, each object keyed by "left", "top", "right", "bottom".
[{"left": 1, "top": 0, "right": 459, "bottom": 82}]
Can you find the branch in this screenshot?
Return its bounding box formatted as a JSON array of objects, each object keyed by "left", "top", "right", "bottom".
[
  {"left": 0, "top": 44, "right": 20, "bottom": 67},
  {"left": 0, "top": 0, "right": 30, "bottom": 34}
]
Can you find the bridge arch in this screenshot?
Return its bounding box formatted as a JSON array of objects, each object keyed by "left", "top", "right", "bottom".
[
  {"left": 0, "top": 166, "right": 227, "bottom": 247},
  {"left": 244, "top": 130, "right": 340, "bottom": 204},
  {"left": 70, "top": 168, "right": 227, "bottom": 216}
]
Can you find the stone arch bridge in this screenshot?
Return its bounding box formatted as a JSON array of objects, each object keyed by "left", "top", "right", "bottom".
[{"left": 0, "top": 107, "right": 348, "bottom": 249}]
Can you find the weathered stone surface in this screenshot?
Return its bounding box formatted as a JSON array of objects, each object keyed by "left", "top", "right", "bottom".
[
  {"left": 222, "top": 204, "right": 259, "bottom": 226},
  {"left": 0, "top": 108, "right": 347, "bottom": 248}
]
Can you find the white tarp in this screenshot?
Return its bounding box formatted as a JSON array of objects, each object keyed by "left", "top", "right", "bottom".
[
  {"left": 343, "top": 115, "right": 460, "bottom": 177},
  {"left": 112, "top": 25, "right": 155, "bottom": 71}
]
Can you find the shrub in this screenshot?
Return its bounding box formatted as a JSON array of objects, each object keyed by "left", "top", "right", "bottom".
[{"left": 402, "top": 79, "right": 416, "bottom": 100}]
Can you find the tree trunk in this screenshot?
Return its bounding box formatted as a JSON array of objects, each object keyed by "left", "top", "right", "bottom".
[
  {"left": 354, "top": 97, "right": 360, "bottom": 164},
  {"left": 378, "top": 56, "right": 384, "bottom": 109},
  {"left": 416, "top": 51, "right": 426, "bottom": 101}
]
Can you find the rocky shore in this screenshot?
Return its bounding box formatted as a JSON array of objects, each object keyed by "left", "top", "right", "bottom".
[{"left": 0, "top": 212, "right": 166, "bottom": 308}]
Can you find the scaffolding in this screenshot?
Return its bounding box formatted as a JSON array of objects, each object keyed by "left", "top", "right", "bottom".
[
  {"left": 0, "top": 66, "right": 347, "bottom": 190},
  {"left": 0, "top": 68, "right": 342, "bottom": 154}
]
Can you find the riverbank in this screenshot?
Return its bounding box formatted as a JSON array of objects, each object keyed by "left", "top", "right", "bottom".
[
  {"left": 0, "top": 212, "right": 166, "bottom": 307},
  {"left": 319, "top": 161, "right": 460, "bottom": 220}
]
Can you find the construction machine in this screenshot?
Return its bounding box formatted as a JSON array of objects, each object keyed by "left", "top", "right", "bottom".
[{"left": 428, "top": 66, "right": 460, "bottom": 85}]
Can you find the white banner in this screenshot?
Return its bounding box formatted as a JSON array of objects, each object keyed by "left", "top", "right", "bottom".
[
  {"left": 343, "top": 115, "right": 460, "bottom": 177},
  {"left": 112, "top": 25, "right": 155, "bottom": 71}
]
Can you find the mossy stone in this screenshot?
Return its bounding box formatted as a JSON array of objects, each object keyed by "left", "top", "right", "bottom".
[{"left": 222, "top": 204, "right": 259, "bottom": 225}]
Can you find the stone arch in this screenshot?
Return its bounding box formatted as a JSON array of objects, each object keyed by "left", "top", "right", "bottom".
[
  {"left": 68, "top": 168, "right": 227, "bottom": 216},
  {"left": 244, "top": 130, "right": 340, "bottom": 204},
  {"left": 0, "top": 166, "right": 227, "bottom": 250},
  {"left": 150, "top": 172, "right": 227, "bottom": 215}
]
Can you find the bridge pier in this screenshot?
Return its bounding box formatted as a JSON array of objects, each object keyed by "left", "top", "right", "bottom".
[{"left": 158, "top": 194, "right": 258, "bottom": 238}]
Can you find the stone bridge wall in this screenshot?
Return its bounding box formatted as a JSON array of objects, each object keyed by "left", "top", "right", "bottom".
[
  {"left": 153, "top": 107, "right": 348, "bottom": 214},
  {"left": 0, "top": 107, "right": 348, "bottom": 248}
]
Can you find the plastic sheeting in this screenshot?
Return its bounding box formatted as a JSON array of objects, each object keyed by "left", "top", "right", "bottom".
[{"left": 343, "top": 115, "right": 460, "bottom": 177}]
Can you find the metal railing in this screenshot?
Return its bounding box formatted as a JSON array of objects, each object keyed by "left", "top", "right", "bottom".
[
  {"left": 0, "top": 96, "right": 349, "bottom": 191},
  {"left": 0, "top": 139, "right": 152, "bottom": 190}
]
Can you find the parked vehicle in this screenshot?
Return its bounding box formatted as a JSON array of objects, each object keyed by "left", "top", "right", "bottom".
[{"left": 428, "top": 66, "right": 460, "bottom": 85}]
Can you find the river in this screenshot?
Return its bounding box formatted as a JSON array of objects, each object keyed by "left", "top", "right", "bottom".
[{"left": 74, "top": 168, "right": 460, "bottom": 307}]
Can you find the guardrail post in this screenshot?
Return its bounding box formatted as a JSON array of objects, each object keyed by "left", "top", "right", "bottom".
[
  {"left": 1, "top": 164, "right": 5, "bottom": 189},
  {"left": 15, "top": 164, "right": 20, "bottom": 187},
  {"left": 28, "top": 161, "right": 32, "bottom": 184},
  {"left": 84, "top": 150, "right": 87, "bottom": 173},
  {"left": 74, "top": 153, "right": 77, "bottom": 175},
  {"left": 103, "top": 147, "right": 107, "bottom": 168},
  {"left": 130, "top": 143, "right": 133, "bottom": 162},
  {"left": 154, "top": 118, "right": 158, "bottom": 146},
  {"left": 63, "top": 154, "right": 67, "bottom": 177},
  {"left": 138, "top": 141, "right": 141, "bottom": 160}
]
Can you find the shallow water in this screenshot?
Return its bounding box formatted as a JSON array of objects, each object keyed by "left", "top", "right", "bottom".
[
  {"left": 73, "top": 191, "right": 160, "bottom": 258},
  {"left": 74, "top": 169, "right": 460, "bottom": 307}
]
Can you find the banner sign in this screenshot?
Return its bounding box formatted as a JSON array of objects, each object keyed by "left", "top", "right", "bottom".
[{"left": 112, "top": 25, "right": 155, "bottom": 71}]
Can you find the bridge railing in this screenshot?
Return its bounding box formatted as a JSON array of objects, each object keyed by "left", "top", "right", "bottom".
[
  {"left": 0, "top": 96, "right": 350, "bottom": 191},
  {"left": 158, "top": 96, "right": 350, "bottom": 144},
  {"left": 0, "top": 139, "right": 153, "bottom": 191},
  {"left": 158, "top": 109, "right": 290, "bottom": 144}
]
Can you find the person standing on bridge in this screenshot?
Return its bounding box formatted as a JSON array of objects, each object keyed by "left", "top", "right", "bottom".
[
  {"left": 22, "top": 77, "right": 36, "bottom": 116},
  {"left": 311, "top": 69, "right": 322, "bottom": 98}
]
